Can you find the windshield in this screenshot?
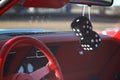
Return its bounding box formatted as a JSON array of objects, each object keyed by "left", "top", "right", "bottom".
[{"left": 0, "top": 0, "right": 119, "bottom": 33}]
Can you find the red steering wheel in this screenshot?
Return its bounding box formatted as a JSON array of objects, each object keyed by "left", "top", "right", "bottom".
[{"left": 0, "top": 36, "right": 63, "bottom": 80}]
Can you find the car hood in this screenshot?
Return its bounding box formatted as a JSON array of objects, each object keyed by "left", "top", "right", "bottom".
[{"left": 0, "top": 29, "right": 44, "bottom": 34}]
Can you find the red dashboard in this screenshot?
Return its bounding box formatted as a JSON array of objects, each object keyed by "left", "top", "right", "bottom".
[{"left": 0, "top": 32, "right": 120, "bottom": 80}]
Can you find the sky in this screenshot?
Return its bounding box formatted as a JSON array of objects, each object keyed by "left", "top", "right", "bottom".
[{"left": 112, "top": 0, "right": 120, "bottom": 6}]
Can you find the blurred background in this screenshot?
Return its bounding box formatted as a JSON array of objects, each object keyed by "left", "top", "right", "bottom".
[{"left": 0, "top": 0, "right": 120, "bottom": 32}]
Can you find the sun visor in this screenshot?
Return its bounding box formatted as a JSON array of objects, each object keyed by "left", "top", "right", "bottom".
[
  {"left": 22, "top": 0, "right": 69, "bottom": 8},
  {"left": 0, "top": 0, "right": 69, "bottom": 15}
]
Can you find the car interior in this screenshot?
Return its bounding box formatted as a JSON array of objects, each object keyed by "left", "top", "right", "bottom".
[{"left": 0, "top": 0, "right": 120, "bottom": 80}]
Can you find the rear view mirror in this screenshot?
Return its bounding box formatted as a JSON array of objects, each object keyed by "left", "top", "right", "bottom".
[{"left": 70, "top": 0, "right": 113, "bottom": 6}]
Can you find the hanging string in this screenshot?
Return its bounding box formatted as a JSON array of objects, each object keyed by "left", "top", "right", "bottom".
[
  {"left": 82, "top": 5, "right": 86, "bottom": 16},
  {"left": 88, "top": 6, "right": 91, "bottom": 20},
  {"left": 82, "top": 5, "right": 91, "bottom": 20}
]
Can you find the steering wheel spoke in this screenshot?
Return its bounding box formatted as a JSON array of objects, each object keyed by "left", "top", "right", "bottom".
[{"left": 30, "top": 65, "right": 50, "bottom": 80}]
